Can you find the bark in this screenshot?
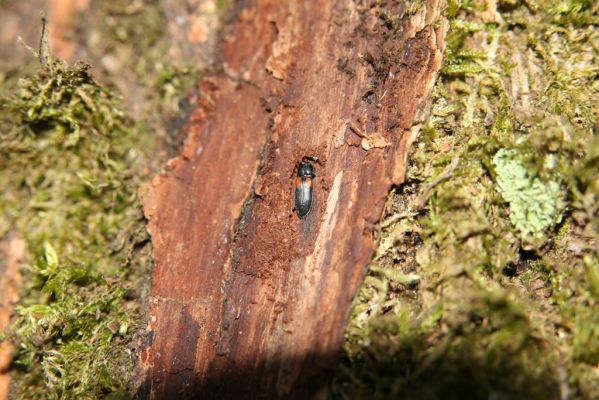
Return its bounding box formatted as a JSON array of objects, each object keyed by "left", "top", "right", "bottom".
[
  {"left": 47, "top": 0, "right": 90, "bottom": 61},
  {"left": 140, "top": 0, "right": 447, "bottom": 398},
  {"left": 0, "top": 237, "right": 24, "bottom": 400}
]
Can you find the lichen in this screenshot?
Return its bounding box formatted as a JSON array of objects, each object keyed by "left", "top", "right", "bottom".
[{"left": 493, "top": 148, "right": 564, "bottom": 237}]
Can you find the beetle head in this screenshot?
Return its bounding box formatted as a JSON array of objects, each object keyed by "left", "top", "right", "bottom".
[{"left": 297, "top": 161, "right": 316, "bottom": 178}]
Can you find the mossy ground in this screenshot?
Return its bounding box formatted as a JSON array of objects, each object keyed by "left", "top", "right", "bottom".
[
  {"left": 0, "top": 1, "right": 206, "bottom": 398},
  {"left": 0, "top": 60, "right": 150, "bottom": 398},
  {"left": 1, "top": 0, "right": 597, "bottom": 398},
  {"left": 336, "top": 0, "right": 598, "bottom": 399}
]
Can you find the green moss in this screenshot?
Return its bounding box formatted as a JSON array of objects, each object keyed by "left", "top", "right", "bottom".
[
  {"left": 338, "top": 0, "right": 599, "bottom": 398},
  {"left": 0, "top": 1, "right": 214, "bottom": 395},
  {"left": 0, "top": 60, "right": 151, "bottom": 398},
  {"left": 216, "top": 0, "right": 232, "bottom": 11},
  {"left": 63, "top": 2, "right": 204, "bottom": 155},
  {"left": 573, "top": 303, "right": 599, "bottom": 365}
]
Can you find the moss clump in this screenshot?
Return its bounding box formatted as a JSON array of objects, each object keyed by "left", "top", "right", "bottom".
[
  {"left": 0, "top": 1, "right": 215, "bottom": 394},
  {"left": 337, "top": 0, "right": 599, "bottom": 398},
  {"left": 340, "top": 277, "right": 559, "bottom": 399},
  {"left": 0, "top": 60, "right": 151, "bottom": 398},
  {"left": 493, "top": 148, "right": 563, "bottom": 237}
]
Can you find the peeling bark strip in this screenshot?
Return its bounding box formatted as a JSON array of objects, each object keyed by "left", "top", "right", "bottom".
[{"left": 142, "top": 0, "right": 446, "bottom": 398}]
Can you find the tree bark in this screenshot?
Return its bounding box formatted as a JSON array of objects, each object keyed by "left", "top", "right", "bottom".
[
  {"left": 0, "top": 237, "right": 24, "bottom": 400},
  {"left": 140, "top": 0, "right": 447, "bottom": 398}
]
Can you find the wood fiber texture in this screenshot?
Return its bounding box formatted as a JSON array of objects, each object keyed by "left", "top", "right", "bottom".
[{"left": 141, "top": 0, "right": 447, "bottom": 398}]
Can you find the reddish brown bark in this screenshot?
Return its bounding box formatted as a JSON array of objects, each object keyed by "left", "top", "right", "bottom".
[
  {"left": 141, "top": 0, "right": 447, "bottom": 398},
  {"left": 0, "top": 237, "right": 24, "bottom": 400},
  {"left": 48, "top": 0, "right": 90, "bottom": 61}
]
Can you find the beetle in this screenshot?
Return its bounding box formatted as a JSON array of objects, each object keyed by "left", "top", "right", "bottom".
[{"left": 295, "top": 161, "right": 316, "bottom": 218}]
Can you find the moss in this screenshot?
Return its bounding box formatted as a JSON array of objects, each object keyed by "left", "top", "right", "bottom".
[
  {"left": 338, "top": 0, "right": 599, "bottom": 398},
  {"left": 0, "top": 60, "right": 151, "bottom": 398},
  {"left": 0, "top": 1, "right": 212, "bottom": 395},
  {"left": 64, "top": 2, "right": 204, "bottom": 154},
  {"left": 573, "top": 302, "right": 599, "bottom": 365},
  {"left": 215, "top": 0, "right": 232, "bottom": 11}
]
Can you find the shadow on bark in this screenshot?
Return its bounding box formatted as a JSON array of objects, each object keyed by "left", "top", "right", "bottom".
[
  {"left": 135, "top": 350, "right": 336, "bottom": 400},
  {"left": 135, "top": 339, "right": 559, "bottom": 400}
]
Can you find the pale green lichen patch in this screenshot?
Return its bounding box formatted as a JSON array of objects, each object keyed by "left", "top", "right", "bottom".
[
  {"left": 493, "top": 148, "right": 564, "bottom": 237},
  {"left": 337, "top": 0, "right": 599, "bottom": 398}
]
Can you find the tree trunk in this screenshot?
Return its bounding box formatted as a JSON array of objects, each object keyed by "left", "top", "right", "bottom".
[{"left": 140, "top": 0, "right": 447, "bottom": 398}]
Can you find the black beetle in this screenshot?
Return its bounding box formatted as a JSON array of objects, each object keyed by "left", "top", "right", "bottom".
[{"left": 295, "top": 161, "right": 316, "bottom": 218}]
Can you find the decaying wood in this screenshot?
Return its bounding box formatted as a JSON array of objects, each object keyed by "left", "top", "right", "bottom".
[
  {"left": 141, "top": 0, "right": 447, "bottom": 398},
  {"left": 0, "top": 237, "right": 24, "bottom": 400}
]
